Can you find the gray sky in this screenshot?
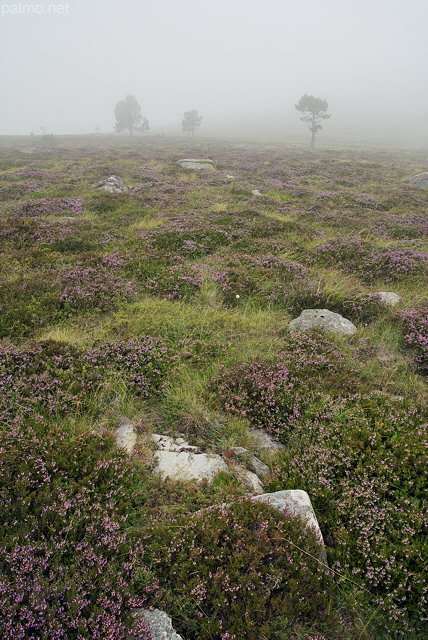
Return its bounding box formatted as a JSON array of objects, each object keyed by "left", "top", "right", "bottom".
[{"left": 1, "top": 0, "right": 427, "bottom": 138}]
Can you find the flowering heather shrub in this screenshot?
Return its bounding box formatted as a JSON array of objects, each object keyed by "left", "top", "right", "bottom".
[
  {"left": 0, "top": 340, "right": 99, "bottom": 424},
  {"left": 314, "top": 238, "right": 427, "bottom": 283},
  {"left": 142, "top": 498, "right": 334, "bottom": 640},
  {"left": 0, "top": 275, "right": 64, "bottom": 338},
  {"left": 396, "top": 302, "right": 428, "bottom": 378},
  {"left": 0, "top": 425, "right": 151, "bottom": 639},
  {"left": 210, "top": 361, "right": 306, "bottom": 435},
  {"left": 17, "top": 197, "right": 83, "bottom": 217},
  {"left": 88, "top": 337, "right": 172, "bottom": 396},
  {"left": 268, "top": 395, "right": 428, "bottom": 636},
  {"left": 58, "top": 264, "right": 137, "bottom": 311},
  {"left": 0, "top": 337, "right": 172, "bottom": 424},
  {"left": 373, "top": 213, "right": 428, "bottom": 239},
  {"left": 0, "top": 181, "right": 43, "bottom": 199},
  {"left": 209, "top": 266, "right": 259, "bottom": 305},
  {"left": 145, "top": 264, "right": 203, "bottom": 301},
  {"left": 0, "top": 216, "right": 116, "bottom": 255},
  {"left": 209, "top": 333, "right": 357, "bottom": 439},
  {"left": 208, "top": 253, "right": 307, "bottom": 306}
]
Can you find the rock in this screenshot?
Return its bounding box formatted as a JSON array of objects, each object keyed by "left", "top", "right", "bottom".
[
  {"left": 253, "top": 490, "right": 325, "bottom": 548},
  {"left": 92, "top": 175, "right": 129, "bottom": 193},
  {"left": 154, "top": 450, "right": 228, "bottom": 482},
  {"left": 228, "top": 447, "right": 271, "bottom": 478},
  {"left": 250, "top": 428, "right": 285, "bottom": 454},
  {"left": 409, "top": 172, "right": 428, "bottom": 187},
  {"left": 239, "top": 469, "right": 264, "bottom": 494},
  {"left": 115, "top": 418, "right": 137, "bottom": 454},
  {"left": 375, "top": 292, "right": 401, "bottom": 306},
  {"left": 288, "top": 309, "right": 357, "bottom": 335},
  {"left": 152, "top": 433, "right": 227, "bottom": 482},
  {"left": 251, "top": 189, "right": 262, "bottom": 196},
  {"left": 151, "top": 433, "right": 198, "bottom": 453},
  {"left": 132, "top": 608, "right": 184, "bottom": 640},
  {"left": 176, "top": 158, "right": 216, "bottom": 171}
]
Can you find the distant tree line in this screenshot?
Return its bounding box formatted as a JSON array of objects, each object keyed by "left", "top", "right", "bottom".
[
  {"left": 114, "top": 96, "right": 203, "bottom": 137},
  {"left": 114, "top": 93, "right": 332, "bottom": 147}
]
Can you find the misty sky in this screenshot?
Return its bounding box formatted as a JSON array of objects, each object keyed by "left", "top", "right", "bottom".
[{"left": 1, "top": 0, "right": 427, "bottom": 136}]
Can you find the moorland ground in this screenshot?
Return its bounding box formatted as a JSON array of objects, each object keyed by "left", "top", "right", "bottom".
[{"left": 0, "top": 133, "right": 427, "bottom": 640}]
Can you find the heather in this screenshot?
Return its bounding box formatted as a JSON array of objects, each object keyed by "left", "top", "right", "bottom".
[
  {"left": 142, "top": 498, "right": 335, "bottom": 640},
  {"left": 0, "top": 424, "right": 151, "bottom": 640},
  {"left": 0, "top": 134, "right": 427, "bottom": 639}
]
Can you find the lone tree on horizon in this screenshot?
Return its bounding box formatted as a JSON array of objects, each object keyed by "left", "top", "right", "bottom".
[
  {"left": 182, "top": 109, "right": 203, "bottom": 136},
  {"left": 295, "top": 94, "right": 331, "bottom": 148},
  {"left": 114, "top": 95, "right": 150, "bottom": 136}
]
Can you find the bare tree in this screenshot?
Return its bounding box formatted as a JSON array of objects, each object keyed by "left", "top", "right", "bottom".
[
  {"left": 295, "top": 94, "right": 331, "bottom": 148},
  {"left": 182, "top": 109, "right": 203, "bottom": 136},
  {"left": 114, "top": 95, "right": 150, "bottom": 136}
]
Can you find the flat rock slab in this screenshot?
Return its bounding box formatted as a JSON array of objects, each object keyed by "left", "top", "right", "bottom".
[
  {"left": 154, "top": 450, "right": 228, "bottom": 482},
  {"left": 254, "top": 490, "right": 324, "bottom": 546},
  {"left": 132, "top": 608, "right": 184, "bottom": 640},
  {"left": 92, "top": 175, "right": 129, "bottom": 193},
  {"left": 176, "top": 158, "right": 216, "bottom": 171},
  {"left": 409, "top": 172, "right": 428, "bottom": 187},
  {"left": 288, "top": 309, "right": 357, "bottom": 335}
]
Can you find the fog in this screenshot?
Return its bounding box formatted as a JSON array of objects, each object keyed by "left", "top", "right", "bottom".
[{"left": 1, "top": 0, "right": 427, "bottom": 144}]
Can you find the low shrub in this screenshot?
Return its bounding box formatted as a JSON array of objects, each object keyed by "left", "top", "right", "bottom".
[
  {"left": 144, "top": 264, "right": 203, "bottom": 301},
  {"left": 0, "top": 424, "right": 152, "bottom": 640},
  {"left": 314, "top": 238, "right": 427, "bottom": 283},
  {"left": 209, "top": 332, "right": 359, "bottom": 440},
  {"left": 268, "top": 394, "right": 428, "bottom": 637},
  {"left": 17, "top": 197, "right": 83, "bottom": 217},
  {"left": 58, "top": 263, "right": 137, "bottom": 312},
  {"left": 141, "top": 497, "right": 334, "bottom": 640},
  {"left": 0, "top": 336, "right": 172, "bottom": 425},
  {"left": 396, "top": 301, "right": 428, "bottom": 378}
]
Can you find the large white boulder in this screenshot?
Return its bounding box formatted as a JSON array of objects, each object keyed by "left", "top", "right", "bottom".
[
  {"left": 409, "top": 172, "right": 428, "bottom": 187},
  {"left": 288, "top": 309, "right": 357, "bottom": 335},
  {"left": 253, "top": 490, "right": 324, "bottom": 547}
]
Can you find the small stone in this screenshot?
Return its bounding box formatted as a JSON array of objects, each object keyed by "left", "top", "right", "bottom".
[
  {"left": 251, "top": 189, "right": 262, "bottom": 196},
  {"left": 239, "top": 469, "right": 264, "bottom": 494},
  {"left": 132, "top": 608, "right": 184, "bottom": 640},
  {"left": 92, "top": 175, "right": 129, "bottom": 193},
  {"left": 250, "top": 428, "right": 285, "bottom": 453},
  {"left": 228, "top": 447, "right": 270, "bottom": 478},
  {"left": 375, "top": 292, "right": 401, "bottom": 306},
  {"left": 115, "top": 419, "right": 137, "bottom": 454}
]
